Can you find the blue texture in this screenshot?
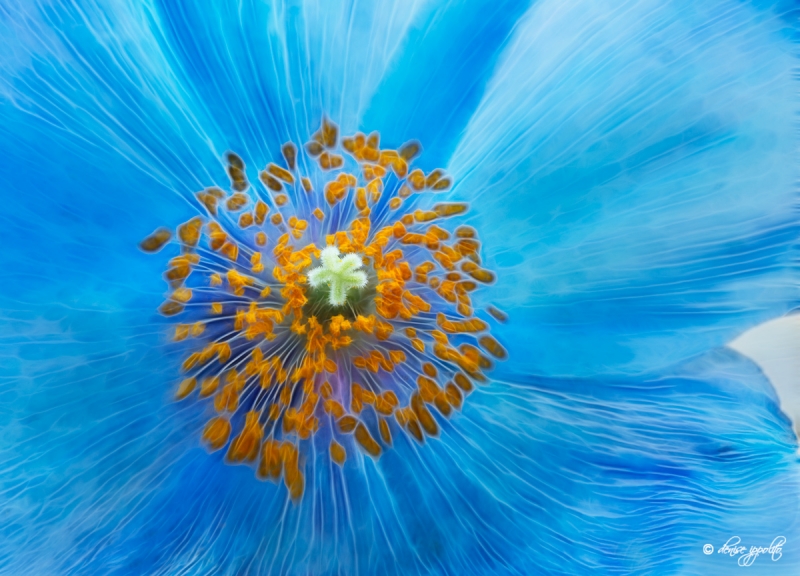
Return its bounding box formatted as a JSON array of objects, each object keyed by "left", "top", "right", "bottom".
[{"left": 0, "top": 0, "right": 798, "bottom": 574}]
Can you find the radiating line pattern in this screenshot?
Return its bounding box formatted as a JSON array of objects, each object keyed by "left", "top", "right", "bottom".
[{"left": 0, "top": 0, "right": 798, "bottom": 575}]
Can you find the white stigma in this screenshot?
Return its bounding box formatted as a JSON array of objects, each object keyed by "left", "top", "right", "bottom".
[{"left": 307, "top": 246, "right": 368, "bottom": 307}]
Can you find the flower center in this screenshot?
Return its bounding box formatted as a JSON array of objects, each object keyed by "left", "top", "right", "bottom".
[
  {"left": 141, "top": 118, "right": 509, "bottom": 501},
  {"left": 307, "top": 246, "right": 368, "bottom": 307}
]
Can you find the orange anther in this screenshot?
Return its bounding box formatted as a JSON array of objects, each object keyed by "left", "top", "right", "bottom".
[
  {"left": 379, "top": 418, "right": 392, "bottom": 444},
  {"left": 214, "top": 383, "right": 239, "bottom": 412},
  {"left": 342, "top": 136, "right": 356, "bottom": 154},
  {"left": 367, "top": 179, "right": 382, "bottom": 203},
  {"left": 207, "top": 222, "right": 227, "bottom": 250},
  {"left": 479, "top": 335, "right": 508, "bottom": 359},
  {"left": 374, "top": 396, "right": 393, "bottom": 415},
  {"left": 141, "top": 228, "right": 172, "bottom": 253},
  {"left": 399, "top": 141, "right": 421, "bottom": 160},
  {"left": 434, "top": 202, "right": 468, "bottom": 217},
  {"left": 431, "top": 330, "right": 448, "bottom": 344},
  {"left": 433, "top": 252, "right": 454, "bottom": 271},
  {"left": 228, "top": 411, "right": 263, "bottom": 463},
  {"left": 319, "top": 152, "right": 331, "bottom": 170},
  {"left": 487, "top": 306, "right": 508, "bottom": 322},
  {"left": 199, "top": 376, "right": 220, "bottom": 397},
  {"left": 320, "top": 118, "right": 338, "bottom": 148},
  {"left": 375, "top": 320, "right": 393, "bottom": 341},
  {"left": 267, "top": 163, "right": 294, "bottom": 184},
  {"left": 455, "top": 225, "right": 476, "bottom": 238},
  {"left": 395, "top": 409, "right": 408, "bottom": 428},
  {"left": 226, "top": 193, "right": 248, "bottom": 211},
  {"left": 173, "top": 324, "right": 189, "bottom": 341},
  {"left": 354, "top": 423, "right": 381, "bottom": 457},
  {"left": 403, "top": 290, "right": 431, "bottom": 313},
  {"left": 408, "top": 169, "right": 425, "bottom": 190},
  {"left": 414, "top": 210, "right": 439, "bottom": 222},
  {"left": 391, "top": 221, "right": 407, "bottom": 239},
  {"left": 407, "top": 417, "right": 424, "bottom": 443},
  {"left": 362, "top": 146, "right": 379, "bottom": 163},
  {"left": 280, "top": 142, "right": 297, "bottom": 170},
  {"left": 320, "top": 381, "right": 333, "bottom": 399},
  {"left": 178, "top": 217, "right": 203, "bottom": 247},
  {"left": 323, "top": 399, "right": 346, "bottom": 419},
  {"left": 400, "top": 233, "right": 424, "bottom": 245},
  {"left": 175, "top": 377, "right": 196, "bottom": 400},
  {"left": 338, "top": 415, "right": 358, "bottom": 433},
  {"left": 425, "top": 169, "right": 444, "bottom": 188},
  {"left": 220, "top": 241, "right": 239, "bottom": 261},
  {"left": 330, "top": 441, "right": 346, "bottom": 465},
  {"left": 453, "top": 372, "right": 474, "bottom": 392},
  {"left": 467, "top": 268, "right": 495, "bottom": 283},
  {"left": 355, "top": 187, "right": 367, "bottom": 211},
  {"left": 361, "top": 386, "right": 377, "bottom": 404},
  {"left": 433, "top": 393, "right": 452, "bottom": 417},
  {"left": 432, "top": 177, "right": 452, "bottom": 190},
  {"left": 258, "top": 440, "right": 282, "bottom": 479},
  {"left": 411, "top": 393, "right": 438, "bottom": 436},
  {"left": 181, "top": 352, "right": 199, "bottom": 372},
  {"left": 165, "top": 262, "right": 191, "bottom": 282},
  {"left": 196, "top": 191, "right": 218, "bottom": 216},
  {"left": 217, "top": 342, "right": 232, "bottom": 363},
  {"left": 226, "top": 269, "right": 254, "bottom": 295},
  {"left": 191, "top": 322, "right": 205, "bottom": 337},
  {"left": 445, "top": 383, "right": 463, "bottom": 409},
  {"left": 259, "top": 169, "right": 282, "bottom": 191},
  {"left": 202, "top": 417, "right": 231, "bottom": 451},
  {"left": 417, "top": 376, "right": 440, "bottom": 403}
]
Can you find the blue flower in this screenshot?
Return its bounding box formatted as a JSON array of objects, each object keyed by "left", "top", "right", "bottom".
[{"left": 0, "top": 1, "right": 798, "bottom": 575}]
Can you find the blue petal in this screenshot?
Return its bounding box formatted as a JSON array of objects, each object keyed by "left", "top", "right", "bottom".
[
  {"left": 2, "top": 287, "right": 798, "bottom": 576},
  {"left": 0, "top": 0, "right": 457, "bottom": 210},
  {"left": 151, "top": 0, "right": 436, "bottom": 144},
  {"left": 2, "top": 1, "right": 799, "bottom": 575},
  {"left": 362, "top": 0, "right": 532, "bottom": 169},
  {"left": 448, "top": 0, "right": 800, "bottom": 376}
]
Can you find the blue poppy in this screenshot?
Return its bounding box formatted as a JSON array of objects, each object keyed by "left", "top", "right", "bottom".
[{"left": 0, "top": 1, "right": 798, "bottom": 575}]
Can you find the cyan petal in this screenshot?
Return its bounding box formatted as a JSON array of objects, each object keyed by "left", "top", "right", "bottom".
[
  {"left": 448, "top": 0, "right": 799, "bottom": 376},
  {"left": 151, "top": 0, "right": 430, "bottom": 142},
  {"left": 1, "top": 1, "right": 799, "bottom": 575},
  {"left": 3, "top": 293, "right": 797, "bottom": 576},
  {"left": 363, "top": 0, "right": 532, "bottom": 169},
  {"left": 0, "top": 0, "right": 440, "bottom": 211}
]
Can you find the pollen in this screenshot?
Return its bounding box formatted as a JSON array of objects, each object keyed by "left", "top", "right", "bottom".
[{"left": 143, "top": 118, "right": 507, "bottom": 502}]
